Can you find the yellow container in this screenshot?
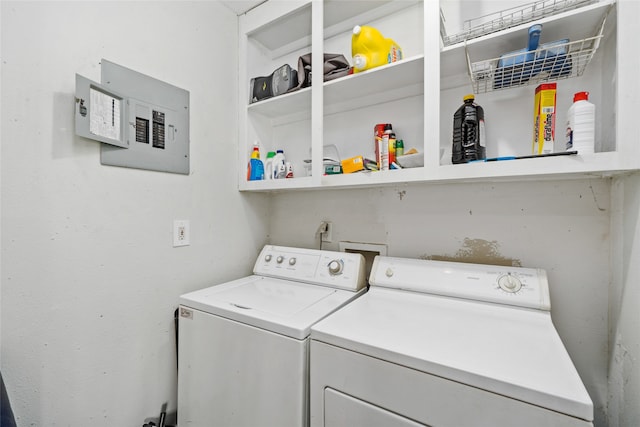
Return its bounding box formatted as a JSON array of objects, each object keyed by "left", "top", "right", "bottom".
[
  {"left": 341, "top": 156, "right": 365, "bottom": 174},
  {"left": 351, "top": 25, "right": 403, "bottom": 73},
  {"left": 532, "top": 83, "right": 557, "bottom": 154}
]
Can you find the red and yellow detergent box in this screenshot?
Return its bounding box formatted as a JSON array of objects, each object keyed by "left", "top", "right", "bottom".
[{"left": 532, "top": 83, "right": 557, "bottom": 154}]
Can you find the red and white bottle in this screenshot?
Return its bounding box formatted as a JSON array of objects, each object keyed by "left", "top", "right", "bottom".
[{"left": 566, "top": 91, "right": 595, "bottom": 154}]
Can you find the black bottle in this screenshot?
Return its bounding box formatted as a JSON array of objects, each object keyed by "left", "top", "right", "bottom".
[{"left": 452, "top": 94, "right": 486, "bottom": 164}]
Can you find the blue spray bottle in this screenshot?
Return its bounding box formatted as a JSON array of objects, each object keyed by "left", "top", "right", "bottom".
[{"left": 247, "top": 143, "right": 264, "bottom": 181}]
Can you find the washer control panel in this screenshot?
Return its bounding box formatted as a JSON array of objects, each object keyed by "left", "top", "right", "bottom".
[
  {"left": 254, "top": 245, "right": 367, "bottom": 291},
  {"left": 370, "top": 256, "right": 550, "bottom": 311}
]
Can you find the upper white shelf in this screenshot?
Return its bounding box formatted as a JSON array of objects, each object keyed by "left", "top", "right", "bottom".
[
  {"left": 244, "top": 0, "right": 421, "bottom": 59},
  {"left": 245, "top": 1, "right": 312, "bottom": 56},
  {"left": 324, "top": 55, "right": 424, "bottom": 114},
  {"left": 248, "top": 87, "right": 311, "bottom": 119},
  {"left": 247, "top": 55, "right": 424, "bottom": 121},
  {"left": 323, "top": 0, "right": 421, "bottom": 39}
]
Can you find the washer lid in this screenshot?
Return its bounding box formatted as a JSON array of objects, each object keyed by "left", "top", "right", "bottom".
[
  {"left": 180, "top": 275, "right": 364, "bottom": 340},
  {"left": 311, "top": 287, "right": 593, "bottom": 422}
]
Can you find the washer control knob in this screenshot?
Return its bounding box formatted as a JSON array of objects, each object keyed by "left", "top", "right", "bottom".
[
  {"left": 328, "top": 259, "right": 344, "bottom": 275},
  {"left": 289, "top": 257, "right": 297, "bottom": 266},
  {"left": 498, "top": 274, "right": 522, "bottom": 293},
  {"left": 276, "top": 256, "right": 284, "bottom": 264},
  {"left": 265, "top": 254, "right": 272, "bottom": 262},
  {"left": 385, "top": 268, "right": 394, "bottom": 278}
]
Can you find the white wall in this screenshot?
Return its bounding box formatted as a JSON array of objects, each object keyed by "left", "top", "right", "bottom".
[
  {"left": 609, "top": 173, "right": 640, "bottom": 427},
  {"left": 269, "top": 178, "right": 611, "bottom": 426},
  {"left": 1, "top": 2, "right": 637, "bottom": 427},
  {"left": 0, "top": 1, "right": 269, "bottom": 425}
]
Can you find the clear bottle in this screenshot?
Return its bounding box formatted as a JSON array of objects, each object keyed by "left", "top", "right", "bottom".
[
  {"left": 452, "top": 94, "right": 486, "bottom": 164},
  {"left": 566, "top": 91, "right": 595, "bottom": 154}
]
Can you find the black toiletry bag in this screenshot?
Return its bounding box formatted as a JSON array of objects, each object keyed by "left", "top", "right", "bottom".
[{"left": 250, "top": 64, "right": 298, "bottom": 103}]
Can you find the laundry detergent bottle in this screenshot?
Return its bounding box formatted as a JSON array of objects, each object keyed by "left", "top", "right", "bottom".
[
  {"left": 247, "top": 143, "right": 264, "bottom": 181},
  {"left": 351, "top": 25, "right": 403, "bottom": 73},
  {"left": 264, "top": 151, "right": 276, "bottom": 180}
]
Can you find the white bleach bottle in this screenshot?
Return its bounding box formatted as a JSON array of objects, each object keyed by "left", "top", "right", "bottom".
[
  {"left": 273, "top": 149, "right": 286, "bottom": 179},
  {"left": 566, "top": 91, "right": 595, "bottom": 154}
]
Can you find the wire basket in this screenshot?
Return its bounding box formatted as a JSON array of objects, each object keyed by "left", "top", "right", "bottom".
[
  {"left": 467, "top": 35, "right": 602, "bottom": 93},
  {"left": 441, "top": 0, "right": 596, "bottom": 46},
  {"left": 466, "top": 4, "right": 610, "bottom": 94}
]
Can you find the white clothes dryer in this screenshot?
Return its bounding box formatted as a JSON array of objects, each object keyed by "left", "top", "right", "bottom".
[
  {"left": 178, "top": 245, "right": 366, "bottom": 427},
  {"left": 310, "top": 256, "right": 593, "bottom": 427}
]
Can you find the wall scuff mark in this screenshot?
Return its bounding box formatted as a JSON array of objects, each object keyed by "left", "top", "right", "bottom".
[
  {"left": 423, "top": 238, "right": 522, "bottom": 267},
  {"left": 590, "top": 181, "right": 607, "bottom": 212}
]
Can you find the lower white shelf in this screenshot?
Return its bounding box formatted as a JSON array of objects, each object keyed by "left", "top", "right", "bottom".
[
  {"left": 239, "top": 176, "right": 314, "bottom": 192},
  {"left": 239, "top": 152, "right": 632, "bottom": 192}
]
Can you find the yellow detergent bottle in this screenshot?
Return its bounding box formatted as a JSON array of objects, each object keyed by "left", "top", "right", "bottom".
[{"left": 351, "top": 25, "right": 403, "bottom": 73}]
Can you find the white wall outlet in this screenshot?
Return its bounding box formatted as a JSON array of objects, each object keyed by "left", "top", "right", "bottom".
[
  {"left": 173, "top": 220, "right": 190, "bottom": 247},
  {"left": 321, "top": 221, "right": 333, "bottom": 243}
]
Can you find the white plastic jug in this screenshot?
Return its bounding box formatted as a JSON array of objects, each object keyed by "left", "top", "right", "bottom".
[{"left": 566, "top": 92, "right": 595, "bottom": 154}]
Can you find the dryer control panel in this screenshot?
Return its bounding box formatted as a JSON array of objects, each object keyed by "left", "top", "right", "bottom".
[
  {"left": 254, "top": 245, "right": 367, "bottom": 292},
  {"left": 370, "top": 256, "right": 550, "bottom": 311}
]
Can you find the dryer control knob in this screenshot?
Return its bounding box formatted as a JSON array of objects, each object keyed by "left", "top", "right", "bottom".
[
  {"left": 328, "top": 259, "right": 344, "bottom": 275},
  {"left": 265, "top": 254, "right": 272, "bottom": 262},
  {"left": 498, "top": 274, "right": 522, "bottom": 293},
  {"left": 385, "top": 268, "right": 394, "bottom": 277},
  {"left": 289, "top": 257, "right": 297, "bottom": 266},
  {"left": 276, "top": 256, "right": 284, "bottom": 264}
]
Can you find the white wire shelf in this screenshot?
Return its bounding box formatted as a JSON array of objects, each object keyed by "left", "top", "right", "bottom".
[
  {"left": 467, "top": 34, "right": 602, "bottom": 93},
  {"left": 441, "top": 0, "right": 596, "bottom": 46},
  {"left": 465, "top": 4, "right": 610, "bottom": 94}
]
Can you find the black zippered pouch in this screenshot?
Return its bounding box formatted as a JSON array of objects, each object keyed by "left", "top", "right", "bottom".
[{"left": 249, "top": 64, "right": 298, "bottom": 103}]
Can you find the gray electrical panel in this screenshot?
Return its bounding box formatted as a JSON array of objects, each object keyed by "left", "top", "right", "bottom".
[{"left": 75, "top": 59, "right": 190, "bottom": 174}]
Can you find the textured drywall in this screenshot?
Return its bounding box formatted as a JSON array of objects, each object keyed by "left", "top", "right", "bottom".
[
  {"left": 269, "top": 178, "right": 611, "bottom": 425},
  {"left": 0, "top": 2, "right": 269, "bottom": 425},
  {"left": 609, "top": 173, "right": 640, "bottom": 427}
]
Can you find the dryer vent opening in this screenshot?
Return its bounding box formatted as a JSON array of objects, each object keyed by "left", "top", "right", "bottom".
[{"left": 339, "top": 242, "right": 387, "bottom": 285}]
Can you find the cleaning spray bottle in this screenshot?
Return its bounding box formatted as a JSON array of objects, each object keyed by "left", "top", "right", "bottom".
[
  {"left": 247, "top": 143, "right": 264, "bottom": 181},
  {"left": 351, "top": 25, "right": 403, "bottom": 73}
]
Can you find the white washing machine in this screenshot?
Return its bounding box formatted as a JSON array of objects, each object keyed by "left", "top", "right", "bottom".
[
  {"left": 177, "top": 245, "right": 366, "bottom": 427},
  {"left": 310, "top": 256, "right": 594, "bottom": 427}
]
